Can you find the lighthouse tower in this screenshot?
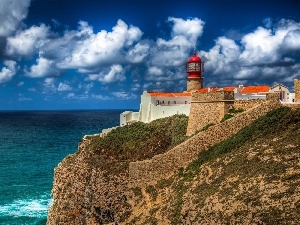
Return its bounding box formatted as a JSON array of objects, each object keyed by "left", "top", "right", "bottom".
[{"left": 186, "top": 52, "right": 204, "bottom": 92}]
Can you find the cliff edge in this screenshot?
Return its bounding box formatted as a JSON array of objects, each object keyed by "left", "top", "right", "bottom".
[{"left": 47, "top": 107, "right": 300, "bottom": 224}]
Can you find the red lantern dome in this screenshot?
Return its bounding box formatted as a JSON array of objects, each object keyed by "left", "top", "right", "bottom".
[
  {"left": 186, "top": 52, "right": 203, "bottom": 78},
  {"left": 188, "top": 52, "right": 202, "bottom": 63}
]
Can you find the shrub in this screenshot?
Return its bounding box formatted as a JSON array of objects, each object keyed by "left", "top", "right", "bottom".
[{"left": 89, "top": 114, "right": 189, "bottom": 163}]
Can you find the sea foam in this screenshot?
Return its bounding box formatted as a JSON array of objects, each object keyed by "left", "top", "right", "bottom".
[{"left": 0, "top": 195, "right": 53, "bottom": 218}]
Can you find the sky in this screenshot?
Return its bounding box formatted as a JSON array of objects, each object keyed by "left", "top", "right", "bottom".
[{"left": 0, "top": 0, "right": 300, "bottom": 110}]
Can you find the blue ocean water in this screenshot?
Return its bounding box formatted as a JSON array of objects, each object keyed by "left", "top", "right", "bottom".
[{"left": 0, "top": 110, "right": 123, "bottom": 225}]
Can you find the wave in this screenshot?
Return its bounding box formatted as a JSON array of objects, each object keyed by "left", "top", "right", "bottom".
[{"left": 0, "top": 195, "right": 53, "bottom": 218}]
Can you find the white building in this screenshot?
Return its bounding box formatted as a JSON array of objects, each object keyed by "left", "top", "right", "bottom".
[
  {"left": 270, "top": 83, "right": 295, "bottom": 102},
  {"left": 120, "top": 91, "right": 191, "bottom": 126},
  {"left": 120, "top": 83, "right": 296, "bottom": 126}
]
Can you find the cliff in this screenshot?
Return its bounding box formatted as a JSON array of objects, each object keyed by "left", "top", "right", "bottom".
[{"left": 47, "top": 107, "right": 300, "bottom": 224}]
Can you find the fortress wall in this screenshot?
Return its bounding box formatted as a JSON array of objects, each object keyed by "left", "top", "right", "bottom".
[
  {"left": 128, "top": 97, "right": 281, "bottom": 188},
  {"left": 233, "top": 99, "right": 266, "bottom": 111},
  {"left": 191, "top": 91, "right": 234, "bottom": 102},
  {"left": 295, "top": 79, "right": 300, "bottom": 103},
  {"left": 186, "top": 91, "right": 234, "bottom": 136},
  {"left": 186, "top": 102, "right": 228, "bottom": 136}
]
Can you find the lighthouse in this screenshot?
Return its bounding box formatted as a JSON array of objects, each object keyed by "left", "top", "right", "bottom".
[{"left": 186, "top": 52, "right": 204, "bottom": 92}]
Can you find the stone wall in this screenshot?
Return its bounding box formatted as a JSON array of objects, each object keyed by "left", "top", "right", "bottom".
[
  {"left": 233, "top": 99, "right": 266, "bottom": 111},
  {"left": 295, "top": 79, "right": 300, "bottom": 103},
  {"left": 186, "top": 91, "right": 234, "bottom": 136},
  {"left": 187, "top": 78, "right": 203, "bottom": 92},
  {"left": 128, "top": 98, "right": 281, "bottom": 188}
]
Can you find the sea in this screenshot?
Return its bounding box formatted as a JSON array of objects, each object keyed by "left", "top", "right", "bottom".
[{"left": 0, "top": 110, "right": 125, "bottom": 225}]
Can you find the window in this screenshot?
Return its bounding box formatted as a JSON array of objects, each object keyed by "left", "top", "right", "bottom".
[
  {"left": 185, "top": 101, "right": 187, "bottom": 104},
  {"left": 174, "top": 101, "right": 176, "bottom": 104}
]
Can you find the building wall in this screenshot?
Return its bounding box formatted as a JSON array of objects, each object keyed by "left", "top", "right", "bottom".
[
  {"left": 128, "top": 97, "right": 281, "bottom": 187},
  {"left": 270, "top": 84, "right": 291, "bottom": 102},
  {"left": 234, "top": 93, "right": 267, "bottom": 100},
  {"left": 120, "top": 111, "right": 140, "bottom": 126},
  {"left": 187, "top": 78, "right": 203, "bottom": 92},
  {"left": 295, "top": 79, "right": 300, "bottom": 103},
  {"left": 140, "top": 92, "right": 152, "bottom": 123},
  {"left": 151, "top": 96, "right": 191, "bottom": 105},
  {"left": 186, "top": 91, "right": 234, "bottom": 136},
  {"left": 120, "top": 91, "right": 191, "bottom": 125},
  {"left": 150, "top": 104, "right": 190, "bottom": 121}
]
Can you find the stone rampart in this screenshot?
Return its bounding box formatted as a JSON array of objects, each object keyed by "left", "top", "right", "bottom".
[
  {"left": 192, "top": 91, "right": 234, "bottom": 102},
  {"left": 128, "top": 98, "right": 281, "bottom": 188},
  {"left": 186, "top": 91, "right": 234, "bottom": 136},
  {"left": 233, "top": 99, "right": 266, "bottom": 111},
  {"left": 295, "top": 79, "right": 300, "bottom": 103}
]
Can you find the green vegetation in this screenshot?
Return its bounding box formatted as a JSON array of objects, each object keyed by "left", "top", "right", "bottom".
[
  {"left": 146, "top": 185, "right": 158, "bottom": 201},
  {"left": 188, "top": 106, "right": 299, "bottom": 175},
  {"left": 221, "top": 107, "right": 245, "bottom": 122},
  {"left": 152, "top": 107, "right": 300, "bottom": 224},
  {"left": 88, "top": 114, "right": 188, "bottom": 169}
]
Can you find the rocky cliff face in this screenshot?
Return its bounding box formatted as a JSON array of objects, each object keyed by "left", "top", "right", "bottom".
[
  {"left": 47, "top": 141, "right": 132, "bottom": 224},
  {"left": 47, "top": 107, "right": 300, "bottom": 224}
]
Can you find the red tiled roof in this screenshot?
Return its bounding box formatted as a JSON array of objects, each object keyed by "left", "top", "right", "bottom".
[
  {"left": 239, "top": 86, "right": 270, "bottom": 94},
  {"left": 197, "top": 87, "right": 235, "bottom": 92},
  {"left": 223, "top": 87, "right": 236, "bottom": 92},
  {"left": 148, "top": 92, "right": 192, "bottom": 97}
]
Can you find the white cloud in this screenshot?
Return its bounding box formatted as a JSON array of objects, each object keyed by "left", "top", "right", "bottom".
[
  {"left": 18, "top": 94, "right": 31, "bottom": 101},
  {"left": 0, "top": 0, "right": 31, "bottom": 37},
  {"left": 58, "top": 19, "right": 143, "bottom": 69},
  {"left": 146, "top": 17, "right": 204, "bottom": 84},
  {"left": 25, "top": 57, "right": 60, "bottom": 78},
  {"left": 6, "top": 24, "right": 50, "bottom": 58},
  {"left": 0, "top": 60, "right": 18, "bottom": 83},
  {"left": 111, "top": 92, "right": 137, "bottom": 100},
  {"left": 168, "top": 17, "right": 204, "bottom": 43},
  {"left": 43, "top": 77, "right": 56, "bottom": 93},
  {"left": 87, "top": 64, "right": 125, "bottom": 83},
  {"left": 58, "top": 82, "right": 72, "bottom": 91},
  {"left": 147, "top": 66, "right": 164, "bottom": 76},
  {"left": 126, "top": 42, "right": 150, "bottom": 63},
  {"left": 200, "top": 18, "right": 300, "bottom": 87},
  {"left": 91, "top": 94, "right": 111, "bottom": 100},
  {"left": 281, "top": 29, "right": 300, "bottom": 52}
]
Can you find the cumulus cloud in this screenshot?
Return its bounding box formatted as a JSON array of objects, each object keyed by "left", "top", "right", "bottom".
[
  {"left": 0, "top": 16, "right": 204, "bottom": 92},
  {"left": 0, "top": 60, "right": 18, "bottom": 83},
  {"left": 200, "top": 18, "right": 300, "bottom": 87},
  {"left": 57, "top": 20, "right": 143, "bottom": 69},
  {"left": 149, "top": 17, "right": 204, "bottom": 68},
  {"left": 25, "top": 57, "right": 60, "bottom": 78},
  {"left": 1, "top": 12, "right": 299, "bottom": 97},
  {"left": 58, "top": 82, "right": 72, "bottom": 91},
  {"left": 126, "top": 42, "right": 150, "bottom": 63},
  {"left": 111, "top": 92, "right": 137, "bottom": 100},
  {"left": 6, "top": 24, "right": 50, "bottom": 58},
  {"left": 43, "top": 77, "right": 56, "bottom": 93},
  {"left": 0, "top": 0, "right": 31, "bottom": 37},
  {"left": 87, "top": 64, "right": 125, "bottom": 83},
  {"left": 168, "top": 17, "right": 204, "bottom": 43}
]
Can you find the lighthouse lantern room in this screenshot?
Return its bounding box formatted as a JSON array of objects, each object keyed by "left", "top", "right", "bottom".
[{"left": 186, "top": 52, "right": 204, "bottom": 92}]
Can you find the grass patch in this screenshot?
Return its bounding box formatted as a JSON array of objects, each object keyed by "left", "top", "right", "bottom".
[{"left": 89, "top": 114, "right": 188, "bottom": 162}]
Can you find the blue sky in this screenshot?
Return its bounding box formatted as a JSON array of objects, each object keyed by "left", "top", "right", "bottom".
[{"left": 0, "top": 0, "right": 300, "bottom": 110}]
